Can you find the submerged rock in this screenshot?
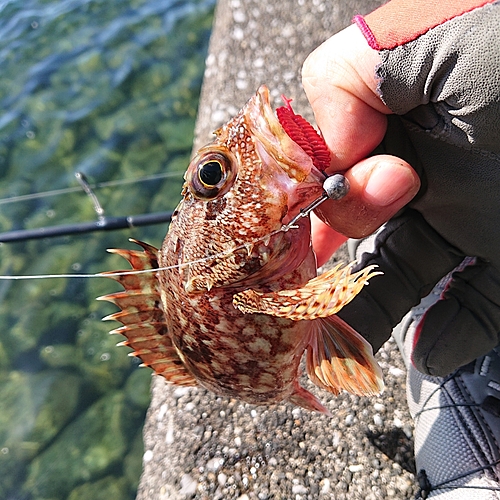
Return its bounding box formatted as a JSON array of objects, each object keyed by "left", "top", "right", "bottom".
[
  {"left": 67, "top": 475, "right": 129, "bottom": 500},
  {"left": 24, "top": 391, "right": 139, "bottom": 498},
  {"left": 0, "top": 370, "right": 81, "bottom": 496}
]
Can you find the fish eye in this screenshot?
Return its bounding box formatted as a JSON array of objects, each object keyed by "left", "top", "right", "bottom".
[
  {"left": 188, "top": 151, "right": 235, "bottom": 200},
  {"left": 198, "top": 160, "right": 224, "bottom": 187}
]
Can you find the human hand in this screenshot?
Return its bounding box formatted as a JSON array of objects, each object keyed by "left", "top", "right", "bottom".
[
  {"left": 302, "top": 1, "right": 500, "bottom": 376},
  {"left": 303, "top": 25, "right": 420, "bottom": 266}
]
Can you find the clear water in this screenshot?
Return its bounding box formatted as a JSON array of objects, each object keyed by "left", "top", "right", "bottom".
[{"left": 0, "top": 0, "right": 214, "bottom": 498}]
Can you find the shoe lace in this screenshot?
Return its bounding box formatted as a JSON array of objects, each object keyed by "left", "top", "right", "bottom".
[
  {"left": 416, "top": 462, "right": 500, "bottom": 499},
  {"left": 413, "top": 370, "right": 477, "bottom": 421}
]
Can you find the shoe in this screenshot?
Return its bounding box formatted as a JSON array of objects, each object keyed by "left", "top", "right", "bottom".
[{"left": 394, "top": 269, "right": 500, "bottom": 499}]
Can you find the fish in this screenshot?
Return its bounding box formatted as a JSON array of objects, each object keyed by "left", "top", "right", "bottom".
[{"left": 98, "top": 85, "right": 383, "bottom": 415}]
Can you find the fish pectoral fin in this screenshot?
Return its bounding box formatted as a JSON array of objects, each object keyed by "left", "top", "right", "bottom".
[
  {"left": 233, "top": 262, "right": 381, "bottom": 321},
  {"left": 306, "top": 316, "right": 384, "bottom": 396}
]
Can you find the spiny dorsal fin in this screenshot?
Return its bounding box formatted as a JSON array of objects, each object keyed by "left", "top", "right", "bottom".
[{"left": 99, "top": 240, "right": 196, "bottom": 386}]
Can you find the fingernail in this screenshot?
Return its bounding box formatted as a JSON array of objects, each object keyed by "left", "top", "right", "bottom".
[{"left": 364, "top": 162, "right": 415, "bottom": 206}]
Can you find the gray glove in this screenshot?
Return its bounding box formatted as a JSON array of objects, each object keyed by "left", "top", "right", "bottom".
[{"left": 338, "top": 1, "right": 500, "bottom": 376}]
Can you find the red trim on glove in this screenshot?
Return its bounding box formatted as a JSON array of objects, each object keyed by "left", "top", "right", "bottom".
[{"left": 354, "top": 0, "right": 496, "bottom": 50}]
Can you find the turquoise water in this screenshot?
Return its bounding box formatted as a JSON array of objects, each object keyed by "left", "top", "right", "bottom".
[{"left": 0, "top": 0, "right": 214, "bottom": 498}]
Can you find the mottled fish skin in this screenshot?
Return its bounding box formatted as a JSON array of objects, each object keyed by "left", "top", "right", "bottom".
[{"left": 101, "top": 85, "right": 383, "bottom": 414}]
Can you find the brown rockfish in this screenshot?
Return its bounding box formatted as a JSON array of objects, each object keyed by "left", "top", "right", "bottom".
[{"left": 100, "top": 85, "right": 383, "bottom": 415}]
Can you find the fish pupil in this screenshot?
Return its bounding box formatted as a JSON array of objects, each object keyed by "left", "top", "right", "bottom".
[{"left": 199, "top": 161, "right": 223, "bottom": 186}]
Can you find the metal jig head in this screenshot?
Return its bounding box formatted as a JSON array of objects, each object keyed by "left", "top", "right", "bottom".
[{"left": 282, "top": 174, "right": 350, "bottom": 231}]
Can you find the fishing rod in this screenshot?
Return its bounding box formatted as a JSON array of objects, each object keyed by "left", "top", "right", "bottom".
[
  {"left": 0, "top": 211, "right": 174, "bottom": 243},
  {"left": 0, "top": 174, "right": 351, "bottom": 280}
]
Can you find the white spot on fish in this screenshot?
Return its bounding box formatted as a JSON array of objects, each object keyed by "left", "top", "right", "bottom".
[{"left": 248, "top": 337, "right": 271, "bottom": 354}]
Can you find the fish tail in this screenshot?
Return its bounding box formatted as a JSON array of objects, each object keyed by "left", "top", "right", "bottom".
[{"left": 306, "top": 316, "right": 384, "bottom": 397}]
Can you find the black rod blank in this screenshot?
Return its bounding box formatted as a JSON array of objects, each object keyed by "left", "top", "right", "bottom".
[{"left": 0, "top": 211, "right": 173, "bottom": 243}]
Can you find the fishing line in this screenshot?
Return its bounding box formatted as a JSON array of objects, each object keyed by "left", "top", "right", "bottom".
[
  {"left": 0, "top": 228, "right": 286, "bottom": 281},
  {"left": 0, "top": 170, "right": 184, "bottom": 206},
  {"left": 0, "top": 174, "right": 350, "bottom": 281}
]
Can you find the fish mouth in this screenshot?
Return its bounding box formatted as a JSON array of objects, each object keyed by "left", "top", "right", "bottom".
[{"left": 246, "top": 85, "right": 330, "bottom": 183}]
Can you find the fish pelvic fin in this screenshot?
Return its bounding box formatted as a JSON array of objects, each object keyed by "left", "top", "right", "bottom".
[
  {"left": 233, "top": 262, "right": 381, "bottom": 320},
  {"left": 306, "top": 316, "right": 384, "bottom": 396},
  {"left": 289, "top": 382, "right": 332, "bottom": 416},
  {"left": 98, "top": 239, "right": 196, "bottom": 387}
]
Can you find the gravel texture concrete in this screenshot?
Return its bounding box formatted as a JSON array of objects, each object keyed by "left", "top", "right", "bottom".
[{"left": 136, "top": 1, "right": 419, "bottom": 498}]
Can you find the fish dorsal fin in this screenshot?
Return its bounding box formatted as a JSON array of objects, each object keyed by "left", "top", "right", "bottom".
[
  {"left": 232, "top": 262, "right": 380, "bottom": 320},
  {"left": 306, "top": 316, "right": 384, "bottom": 396},
  {"left": 98, "top": 239, "right": 196, "bottom": 387}
]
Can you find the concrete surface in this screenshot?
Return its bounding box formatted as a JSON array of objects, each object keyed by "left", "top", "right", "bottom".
[{"left": 136, "top": 1, "right": 419, "bottom": 498}]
